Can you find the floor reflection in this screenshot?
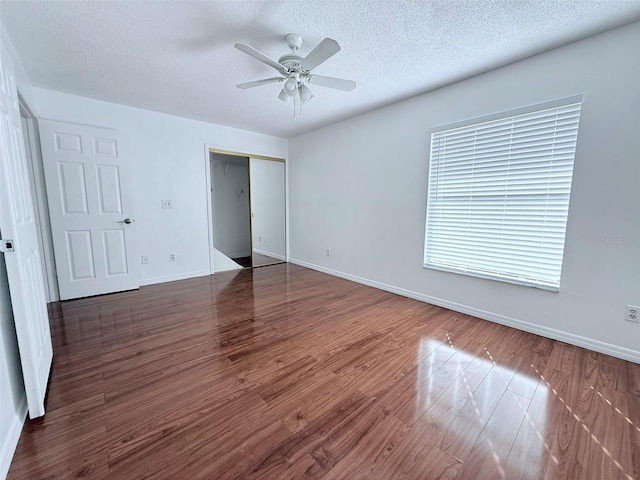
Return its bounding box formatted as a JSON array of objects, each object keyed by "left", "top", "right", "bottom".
[
  {"left": 415, "top": 335, "right": 549, "bottom": 478},
  {"left": 530, "top": 365, "right": 635, "bottom": 480},
  {"left": 414, "top": 334, "right": 636, "bottom": 480},
  {"left": 214, "top": 268, "right": 255, "bottom": 350}
]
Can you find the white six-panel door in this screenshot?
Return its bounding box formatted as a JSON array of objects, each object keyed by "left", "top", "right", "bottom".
[
  {"left": 0, "top": 43, "right": 52, "bottom": 418},
  {"left": 39, "top": 120, "right": 138, "bottom": 300}
]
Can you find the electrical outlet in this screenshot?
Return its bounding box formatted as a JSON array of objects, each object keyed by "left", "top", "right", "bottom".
[
  {"left": 625, "top": 305, "right": 640, "bottom": 323},
  {"left": 169, "top": 253, "right": 176, "bottom": 262},
  {"left": 161, "top": 199, "right": 172, "bottom": 209},
  {"left": 259, "top": 236, "right": 262, "bottom": 242},
  {"left": 326, "top": 248, "right": 330, "bottom": 256},
  {"left": 141, "top": 256, "right": 149, "bottom": 264}
]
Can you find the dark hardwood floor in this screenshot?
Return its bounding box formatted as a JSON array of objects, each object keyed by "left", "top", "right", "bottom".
[
  {"left": 8, "top": 264, "right": 640, "bottom": 479},
  {"left": 232, "top": 256, "right": 252, "bottom": 268}
]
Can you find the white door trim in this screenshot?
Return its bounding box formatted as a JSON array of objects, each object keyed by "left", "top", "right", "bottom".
[{"left": 19, "top": 98, "right": 59, "bottom": 302}]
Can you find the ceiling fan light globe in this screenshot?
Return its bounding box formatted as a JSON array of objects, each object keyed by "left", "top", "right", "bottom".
[
  {"left": 299, "top": 84, "right": 314, "bottom": 104},
  {"left": 278, "top": 88, "right": 290, "bottom": 103},
  {"left": 284, "top": 77, "right": 298, "bottom": 96}
]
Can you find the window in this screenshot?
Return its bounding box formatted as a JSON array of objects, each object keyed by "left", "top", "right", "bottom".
[{"left": 424, "top": 99, "right": 582, "bottom": 291}]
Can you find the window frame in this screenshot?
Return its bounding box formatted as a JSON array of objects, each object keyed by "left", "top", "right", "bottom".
[{"left": 423, "top": 95, "right": 583, "bottom": 292}]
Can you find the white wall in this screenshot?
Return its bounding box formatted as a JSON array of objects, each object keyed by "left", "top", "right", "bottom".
[
  {"left": 249, "top": 159, "right": 286, "bottom": 260},
  {"left": 32, "top": 88, "right": 287, "bottom": 286},
  {"left": 211, "top": 154, "right": 251, "bottom": 258},
  {"left": 289, "top": 22, "right": 640, "bottom": 361}
]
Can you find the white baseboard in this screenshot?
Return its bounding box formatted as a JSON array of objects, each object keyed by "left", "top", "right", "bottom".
[
  {"left": 289, "top": 258, "right": 640, "bottom": 364},
  {"left": 253, "top": 249, "right": 285, "bottom": 261},
  {"left": 139, "top": 270, "right": 211, "bottom": 287},
  {"left": 0, "top": 398, "right": 27, "bottom": 480}
]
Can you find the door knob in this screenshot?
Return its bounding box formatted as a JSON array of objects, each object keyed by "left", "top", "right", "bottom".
[{"left": 122, "top": 218, "right": 134, "bottom": 224}]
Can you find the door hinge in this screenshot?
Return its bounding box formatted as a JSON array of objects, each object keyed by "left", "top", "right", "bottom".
[{"left": 0, "top": 239, "right": 15, "bottom": 253}]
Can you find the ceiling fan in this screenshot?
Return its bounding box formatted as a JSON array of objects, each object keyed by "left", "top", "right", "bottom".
[{"left": 234, "top": 33, "right": 356, "bottom": 111}]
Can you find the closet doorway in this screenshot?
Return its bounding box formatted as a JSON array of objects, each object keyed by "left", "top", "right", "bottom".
[{"left": 208, "top": 149, "right": 286, "bottom": 271}]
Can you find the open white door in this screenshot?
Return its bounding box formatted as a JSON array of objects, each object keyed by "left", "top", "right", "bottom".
[
  {"left": 39, "top": 120, "right": 139, "bottom": 300},
  {"left": 0, "top": 43, "right": 53, "bottom": 418}
]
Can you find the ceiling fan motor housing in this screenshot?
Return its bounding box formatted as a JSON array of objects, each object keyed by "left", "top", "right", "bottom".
[
  {"left": 278, "top": 54, "right": 304, "bottom": 71},
  {"left": 279, "top": 33, "right": 309, "bottom": 79}
]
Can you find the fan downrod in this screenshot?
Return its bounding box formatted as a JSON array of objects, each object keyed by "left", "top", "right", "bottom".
[{"left": 279, "top": 34, "right": 305, "bottom": 69}]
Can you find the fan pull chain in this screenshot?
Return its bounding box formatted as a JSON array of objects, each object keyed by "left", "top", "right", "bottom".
[{"left": 293, "top": 92, "right": 303, "bottom": 120}]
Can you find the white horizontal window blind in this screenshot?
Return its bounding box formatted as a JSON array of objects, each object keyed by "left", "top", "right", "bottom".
[{"left": 424, "top": 101, "right": 582, "bottom": 290}]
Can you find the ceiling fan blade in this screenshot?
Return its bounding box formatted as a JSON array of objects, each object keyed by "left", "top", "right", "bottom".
[
  {"left": 234, "top": 43, "right": 285, "bottom": 71},
  {"left": 300, "top": 38, "right": 340, "bottom": 71},
  {"left": 236, "top": 77, "right": 283, "bottom": 89},
  {"left": 308, "top": 75, "right": 356, "bottom": 91}
]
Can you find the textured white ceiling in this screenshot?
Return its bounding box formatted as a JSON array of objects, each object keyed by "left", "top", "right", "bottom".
[{"left": 2, "top": 1, "right": 640, "bottom": 138}]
